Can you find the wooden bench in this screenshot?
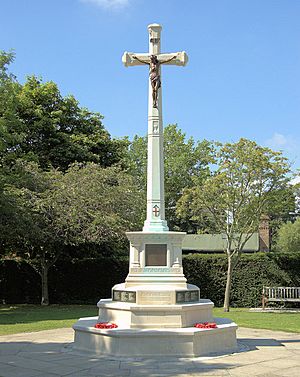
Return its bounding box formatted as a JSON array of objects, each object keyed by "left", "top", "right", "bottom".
[{"left": 262, "top": 286, "right": 300, "bottom": 309}]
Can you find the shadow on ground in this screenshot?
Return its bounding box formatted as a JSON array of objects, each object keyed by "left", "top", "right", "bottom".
[{"left": 0, "top": 340, "right": 239, "bottom": 377}]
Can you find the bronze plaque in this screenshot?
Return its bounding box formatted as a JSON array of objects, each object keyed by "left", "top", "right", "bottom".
[{"left": 145, "top": 244, "right": 167, "bottom": 266}]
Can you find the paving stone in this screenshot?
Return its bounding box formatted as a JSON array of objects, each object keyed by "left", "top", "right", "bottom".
[
  {"left": 0, "top": 363, "right": 42, "bottom": 377},
  {"left": 130, "top": 371, "right": 183, "bottom": 377},
  {"left": 52, "top": 357, "right": 107, "bottom": 368},
  {"left": 89, "top": 366, "right": 130, "bottom": 376},
  {"left": 55, "top": 360, "right": 105, "bottom": 369},
  {"left": 18, "top": 351, "right": 80, "bottom": 362},
  {"left": 44, "top": 365, "right": 89, "bottom": 376},
  {"left": 0, "top": 356, "right": 53, "bottom": 370},
  {"left": 157, "top": 360, "right": 195, "bottom": 369},
  {"left": 259, "top": 357, "right": 300, "bottom": 370},
  {"left": 24, "top": 343, "right": 64, "bottom": 352},
  {"left": 271, "top": 367, "right": 300, "bottom": 377},
  {"left": 130, "top": 371, "right": 230, "bottom": 377},
  {"left": 228, "top": 365, "right": 279, "bottom": 376},
  {"left": 0, "top": 349, "right": 20, "bottom": 356},
  {"left": 84, "top": 359, "right": 120, "bottom": 367},
  {"left": 188, "top": 370, "right": 230, "bottom": 376},
  {"left": 0, "top": 327, "right": 300, "bottom": 376},
  {"left": 1, "top": 355, "right": 88, "bottom": 376},
  {"left": 191, "top": 361, "right": 234, "bottom": 369},
  {"left": 0, "top": 355, "right": 17, "bottom": 364},
  {"left": 0, "top": 342, "right": 30, "bottom": 353},
  {"left": 280, "top": 342, "right": 300, "bottom": 350},
  {"left": 64, "top": 371, "right": 98, "bottom": 377},
  {"left": 223, "top": 349, "right": 284, "bottom": 365},
  {"left": 120, "top": 360, "right": 158, "bottom": 369},
  {"left": 60, "top": 372, "right": 99, "bottom": 377}
]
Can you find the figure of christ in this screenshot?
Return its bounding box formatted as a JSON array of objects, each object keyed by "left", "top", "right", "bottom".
[{"left": 132, "top": 54, "right": 177, "bottom": 108}]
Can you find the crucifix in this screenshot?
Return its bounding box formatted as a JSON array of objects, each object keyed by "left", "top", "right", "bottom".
[{"left": 122, "top": 24, "right": 188, "bottom": 232}]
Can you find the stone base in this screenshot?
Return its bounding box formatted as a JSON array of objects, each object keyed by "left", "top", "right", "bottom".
[
  {"left": 97, "top": 298, "right": 214, "bottom": 328},
  {"left": 112, "top": 282, "right": 200, "bottom": 305},
  {"left": 73, "top": 317, "right": 238, "bottom": 357}
]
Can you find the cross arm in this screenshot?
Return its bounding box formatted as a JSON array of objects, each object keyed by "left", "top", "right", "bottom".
[
  {"left": 122, "top": 52, "right": 150, "bottom": 67},
  {"left": 157, "top": 51, "right": 188, "bottom": 66},
  {"left": 122, "top": 51, "right": 188, "bottom": 67}
]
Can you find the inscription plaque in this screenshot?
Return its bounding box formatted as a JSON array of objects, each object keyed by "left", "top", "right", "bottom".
[
  {"left": 113, "top": 290, "right": 136, "bottom": 303},
  {"left": 140, "top": 291, "right": 172, "bottom": 305},
  {"left": 143, "top": 267, "right": 170, "bottom": 273},
  {"left": 145, "top": 244, "right": 167, "bottom": 266},
  {"left": 130, "top": 267, "right": 181, "bottom": 274},
  {"left": 176, "top": 290, "right": 199, "bottom": 303}
]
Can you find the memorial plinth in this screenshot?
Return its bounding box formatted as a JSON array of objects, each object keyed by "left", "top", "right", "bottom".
[
  {"left": 74, "top": 317, "right": 237, "bottom": 357},
  {"left": 73, "top": 23, "right": 238, "bottom": 358}
]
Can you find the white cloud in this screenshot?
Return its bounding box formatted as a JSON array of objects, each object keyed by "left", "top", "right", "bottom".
[
  {"left": 80, "top": 0, "right": 130, "bottom": 10},
  {"left": 264, "top": 132, "right": 300, "bottom": 169},
  {"left": 265, "top": 132, "right": 289, "bottom": 148},
  {"left": 265, "top": 132, "right": 299, "bottom": 153}
]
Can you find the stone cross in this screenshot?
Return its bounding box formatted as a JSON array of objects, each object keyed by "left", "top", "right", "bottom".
[{"left": 122, "top": 23, "right": 188, "bottom": 232}]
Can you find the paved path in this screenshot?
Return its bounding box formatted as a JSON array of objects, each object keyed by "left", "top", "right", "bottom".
[{"left": 0, "top": 327, "right": 299, "bottom": 376}]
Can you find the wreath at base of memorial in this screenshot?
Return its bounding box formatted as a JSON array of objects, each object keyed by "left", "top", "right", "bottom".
[
  {"left": 94, "top": 322, "right": 118, "bottom": 329},
  {"left": 194, "top": 322, "right": 217, "bottom": 329}
]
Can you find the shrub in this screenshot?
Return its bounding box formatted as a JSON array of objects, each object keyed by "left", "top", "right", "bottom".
[
  {"left": 1, "top": 253, "right": 300, "bottom": 307},
  {"left": 275, "top": 218, "right": 300, "bottom": 253}
]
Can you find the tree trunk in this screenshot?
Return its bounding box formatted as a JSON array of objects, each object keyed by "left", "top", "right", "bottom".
[
  {"left": 223, "top": 255, "right": 233, "bottom": 312},
  {"left": 41, "top": 265, "right": 49, "bottom": 306}
]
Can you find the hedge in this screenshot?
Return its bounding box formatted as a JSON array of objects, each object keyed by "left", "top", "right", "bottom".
[
  {"left": 1, "top": 253, "right": 300, "bottom": 307},
  {"left": 183, "top": 253, "right": 300, "bottom": 307}
]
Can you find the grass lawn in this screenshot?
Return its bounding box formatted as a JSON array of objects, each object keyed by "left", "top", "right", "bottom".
[
  {"left": 0, "top": 305, "right": 299, "bottom": 335},
  {"left": 0, "top": 305, "right": 96, "bottom": 335},
  {"left": 214, "top": 307, "right": 300, "bottom": 333}
]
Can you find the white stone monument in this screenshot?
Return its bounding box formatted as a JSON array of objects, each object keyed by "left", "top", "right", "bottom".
[{"left": 73, "top": 23, "right": 238, "bottom": 357}]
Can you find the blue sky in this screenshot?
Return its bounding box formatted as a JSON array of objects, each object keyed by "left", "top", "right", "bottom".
[{"left": 1, "top": 0, "right": 300, "bottom": 172}]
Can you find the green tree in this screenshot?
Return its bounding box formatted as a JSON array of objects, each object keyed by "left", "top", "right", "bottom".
[
  {"left": 124, "top": 134, "right": 148, "bottom": 225},
  {"left": 177, "top": 138, "right": 290, "bottom": 311},
  {"left": 0, "top": 51, "right": 23, "bottom": 182},
  {"left": 0, "top": 51, "right": 24, "bottom": 247},
  {"left": 0, "top": 51, "right": 126, "bottom": 172},
  {"left": 0, "top": 51, "right": 22, "bottom": 150},
  {"left": 275, "top": 218, "right": 300, "bottom": 253},
  {"left": 264, "top": 186, "right": 296, "bottom": 240},
  {"left": 12, "top": 76, "right": 126, "bottom": 170},
  {"left": 1, "top": 161, "right": 143, "bottom": 305},
  {"left": 46, "top": 162, "right": 143, "bottom": 248},
  {"left": 126, "top": 124, "right": 214, "bottom": 230},
  {"left": 1, "top": 161, "right": 62, "bottom": 305},
  {"left": 293, "top": 181, "right": 300, "bottom": 214},
  {"left": 0, "top": 51, "right": 140, "bottom": 304}
]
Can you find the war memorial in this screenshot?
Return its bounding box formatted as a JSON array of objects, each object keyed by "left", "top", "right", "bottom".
[{"left": 73, "top": 23, "right": 238, "bottom": 358}]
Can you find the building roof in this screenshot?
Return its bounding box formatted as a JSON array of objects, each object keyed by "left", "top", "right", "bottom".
[{"left": 182, "top": 233, "right": 259, "bottom": 252}]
